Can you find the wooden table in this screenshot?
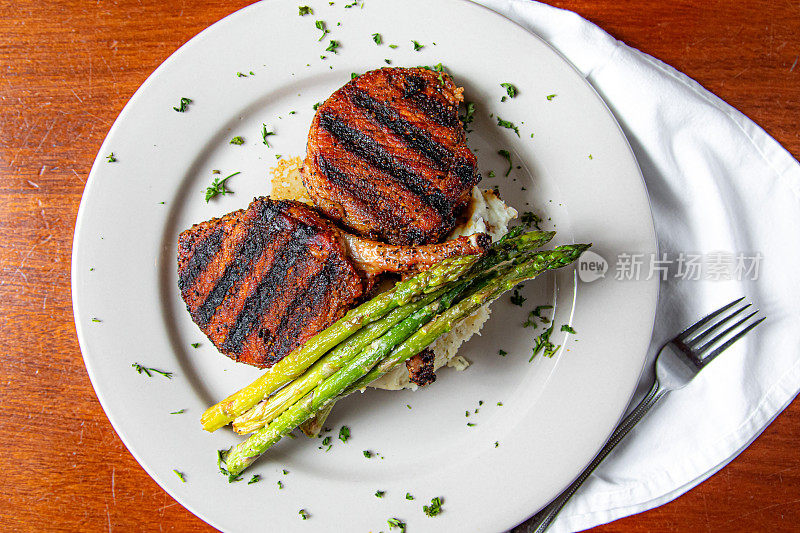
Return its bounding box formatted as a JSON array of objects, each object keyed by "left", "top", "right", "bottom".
[{"left": 1, "top": 1, "right": 797, "bottom": 531}]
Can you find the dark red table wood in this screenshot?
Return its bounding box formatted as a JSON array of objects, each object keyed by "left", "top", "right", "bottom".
[{"left": 0, "top": 1, "right": 797, "bottom": 531}]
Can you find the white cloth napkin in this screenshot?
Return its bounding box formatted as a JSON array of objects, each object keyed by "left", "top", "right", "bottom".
[{"left": 473, "top": 1, "right": 800, "bottom": 531}]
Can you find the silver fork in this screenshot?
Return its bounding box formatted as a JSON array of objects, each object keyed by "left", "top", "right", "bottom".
[{"left": 523, "top": 297, "right": 765, "bottom": 533}]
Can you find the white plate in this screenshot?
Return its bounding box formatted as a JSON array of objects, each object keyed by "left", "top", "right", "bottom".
[{"left": 72, "top": 1, "right": 658, "bottom": 531}]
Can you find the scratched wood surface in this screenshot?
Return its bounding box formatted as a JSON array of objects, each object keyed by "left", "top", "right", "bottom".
[{"left": 0, "top": 0, "right": 797, "bottom": 531}]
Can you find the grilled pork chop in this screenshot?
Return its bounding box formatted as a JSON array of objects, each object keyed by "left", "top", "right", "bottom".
[
  {"left": 303, "top": 67, "right": 481, "bottom": 246},
  {"left": 178, "top": 197, "right": 488, "bottom": 368}
]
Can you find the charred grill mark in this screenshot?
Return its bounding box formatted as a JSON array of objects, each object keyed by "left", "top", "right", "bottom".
[
  {"left": 402, "top": 75, "right": 425, "bottom": 97},
  {"left": 178, "top": 227, "right": 224, "bottom": 292},
  {"left": 263, "top": 254, "right": 341, "bottom": 365},
  {"left": 348, "top": 89, "right": 453, "bottom": 168},
  {"left": 318, "top": 112, "right": 453, "bottom": 221},
  {"left": 453, "top": 157, "right": 481, "bottom": 187},
  {"left": 221, "top": 225, "right": 315, "bottom": 354},
  {"left": 406, "top": 92, "right": 459, "bottom": 128},
  {"left": 191, "top": 201, "right": 281, "bottom": 326}
]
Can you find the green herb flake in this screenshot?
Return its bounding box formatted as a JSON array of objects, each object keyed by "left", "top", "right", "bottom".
[
  {"left": 375, "top": 490, "right": 385, "bottom": 498},
  {"left": 173, "top": 469, "right": 186, "bottom": 482},
  {"left": 205, "top": 171, "right": 241, "bottom": 202},
  {"left": 423, "top": 496, "right": 444, "bottom": 517},
  {"left": 384, "top": 59, "right": 392, "bottom": 64},
  {"left": 298, "top": 5, "right": 313, "bottom": 15},
  {"left": 520, "top": 211, "right": 542, "bottom": 229},
  {"left": 325, "top": 40, "right": 341, "bottom": 54},
  {"left": 372, "top": 32, "right": 382, "bottom": 44},
  {"left": 530, "top": 323, "right": 560, "bottom": 361},
  {"left": 405, "top": 492, "right": 414, "bottom": 500},
  {"left": 494, "top": 441, "right": 500, "bottom": 447},
  {"left": 276, "top": 479, "right": 284, "bottom": 489},
  {"left": 190, "top": 343, "right": 200, "bottom": 348},
  {"left": 170, "top": 409, "right": 186, "bottom": 414},
  {"left": 460, "top": 101, "right": 476, "bottom": 130},
  {"left": 487, "top": 170, "right": 495, "bottom": 178},
  {"left": 339, "top": 425, "right": 350, "bottom": 442},
  {"left": 131, "top": 362, "right": 173, "bottom": 379},
  {"left": 363, "top": 450, "right": 372, "bottom": 458},
  {"left": 510, "top": 288, "right": 525, "bottom": 306},
  {"left": 387, "top": 518, "right": 406, "bottom": 532},
  {"left": 236, "top": 71, "right": 247, "bottom": 78},
  {"left": 91, "top": 317, "right": 102, "bottom": 323},
  {"left": 500, "top": 82, "right": 518, "bottom": 98},
  {"left": 282, "top": 469, "right": 289, "bottom": 475},
  {"left": 588, "top": 154, "right": 593, "bottom": 160},
  {"left": 406, "top": 404, "right": 411, "bottom": 409},
  {"left": 498, "top": 149, "right": 513, "bottom": 176},
  {"left": 524, "top": 305, "right": 553, "bottom": 328},
  {"left": 173, "top": 97, "right": 192, "bottom": 112},
  {"left": 312, "top": 102, "right": 322, "bottom": 110},
  {"left": 261, "top": 124, "right": 275, "bottom": 146},
  {"left": 546, "top": 94, "right": 557, "bottom": 101},
  {"left": 411, "top": 40, "right": 424, "bottom": 51},
  {"left": 106, "top": 153, "right": 117, "bottom": 163},
  {"left": 351, "top": 72, "right": 359, "bottom": 79},
  {"left": 497, "top": 117, "right": 520, "bottom": 137},
  {"left": 247, "top": 474, "right": 260, "bottom": 484},
  {"left": 561, "top": 324, "right": 577, "bottom": 334},
  {"left": 498, "top": 349, "right": 507, "bottom": 356},
  {"left": 229, "top": 136, "right": 245, "bottom": 145},
  {"left": 250, "top": 71, "right": 255, "bottom": 76},
  {"left": 315, "top": 20, "right": 330, "bottom": 41},
  {"left": 467, "top": 422, "right": 475, "bottom": 427},
  {"left": 298, "top": 509, "right": 310, "bottom": 520},
  {"left": 388, "top": 44, "right": 398, "bottom": 49}
]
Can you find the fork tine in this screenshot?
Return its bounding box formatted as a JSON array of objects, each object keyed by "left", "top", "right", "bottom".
[
  {"left": 697, "top": 314, "right": 765, "bottom": 366},
  {"left": 684, "top": 302, "right": 752, "bottom": 348},
  {"left": 676, "top": 297, "right": 745, "bottom": 343}
]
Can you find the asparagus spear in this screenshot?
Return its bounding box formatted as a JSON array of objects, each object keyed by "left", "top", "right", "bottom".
[
  {"left": 232, "top": 288, "right": 447, "bottom": 434},
  {"left": 230, "top": 231, "right": 556, "bottom": 433},
  {"left": 201, "top": 254, "right": 478, "bottom": 432},
  {"left": 222, "top": 244, "right": 589, "bottom": 476}
]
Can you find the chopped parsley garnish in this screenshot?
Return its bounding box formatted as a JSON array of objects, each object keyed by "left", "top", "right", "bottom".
[
  {"left": 524, "top": 305, "right": 553, "bottom": 328},
  {"left": 372, "top": 33, "right": 382, "bottom": 44},
  {"left": 498, "top": 349, "right": 507, "bottom": 356},
  {"left": 91, "top": 317, "right": 102, "bottom": 323},
  {"left": 131, "top": 362, "right": 172, "bottom": 379},
  {"left": 497, "top": 117, "right": 520, "bottom": 136},
  {"left": 261, "top": 124, "right": 275, "bottom": 146},
  {"left": 460, "top": 101, "right": 476, "bottom": 130},
  {"left": 282, "top": 469, "right": 289, "bottom": 475},
  {"left": 363, "top": 450, "right": 372, "bottom": 458},
  {"left": 351, "top": 72, "right": 359, "bottom": 79},
  {"left": 298, "top": 509, "right": 310, "bottom": 520},
  {"left": 190, "top": 342, "right": 200, "bottom": 348},
  {"left": 277, "top": 480, "right": 284, "bottom": 489},
  {"left": 411, "top": 40, "right": 424, "bottom": 51},
  {"left": 387, "top": 518, "right": 406, "bottom": 532},
  {"left": 320, "top": 435, "right": 332, "bottom": 451},
  {"left": 339, "top": 425, "right": 350, "bottom": 442},
  {"left": 546, "top": 94, "right": 557, "bottom": 101},
  {"left": 405, "top": 492, "right": 414, "bottom": 500},
  {"left": 236, "top": 71, "right": 247, "bottom": 77},
  {"left": 500, "top": 82, "right": 518, "bottom": 98},
  {"left": 217, "top": 450, "right": 242, "bottom": 482},
  {"left": 497, "top": 402, "right": 503, "bottom": 406},
  {"left": 229, "top": 136, "right": 244, "bottom": 145},
  {"left": 423, "top": 496, "right": 444, "bottom": 517},
  {"left": 510, "top": 287, "right": 525, "bottom": 306},
  {"left": 106, "top": 152, "right": 116, "bottom": 163},
  {"left": 312, "top": 102, "right": 322, "bottom": 110},
  {"left": 384, "top": 59, "right": 392, "bottom": 64},
  {"left": 530, "top": 323, "right": 559, "bottom": 361},
  {"left": 498, "top": 149, "right": 513, "bottom": 176},
  {"left": 315, "top": 20, "right": 330, "bottom": 41},
  {"left": 298, "top": 5, "right": 313, "bottom": 15},
  {"left": 375, "top": 490, "right": 385, "bottom": 498},
  {"left": 520, "top": 211, "right": 542, "bottom": 229},
  {"left": 205, "top": 171, "right": 240, "bottom": 202},
  {"left": 466, "top": 422, "right": 475, "bottom": 427},
  {"left": 248, "top": 474, "right": 260, "bottom": 484},
  {"left": 170, "top": 409, "right": 186, "bottom": 414},
  {"left": 494, "top": 441, "right": 500, "bottom": 447},
  {"left": 173, "top": 469, "right": 186, "bottom": 482},
  {"left": 487, "top": 170, "right": 495, "bottom": 178},
  {"left": 388, "top": 44, "right": 398, "bottom": 49},
  {"left": 588, "top": 154, "right": 593, "bottom": 159},
  {"left": 325, "top": 40, "right": 340, "bottom": 53},
  {"left": 172, "top": 97, "right": 192, "bottom": 112},
  {"left": 344, "top": 0, "right": 358, "bottom": 7},
  {"left": 561, "top": 324, "right": 577, "bottom": 334}
]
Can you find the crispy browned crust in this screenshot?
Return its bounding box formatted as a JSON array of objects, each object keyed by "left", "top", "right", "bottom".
[
  {"left": 406, "top": 347, "right": 437, "bottom": 387},
  {"left": 303, "top": 67, "right": 481, "bottom": 245},
  {"left": 177, "top": 197, "right": 364, "bottom": 368}
]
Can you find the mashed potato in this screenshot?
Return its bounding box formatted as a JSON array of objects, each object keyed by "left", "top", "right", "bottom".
[{"left": 268, "top": 160, "right": 518, "bottom": 390}]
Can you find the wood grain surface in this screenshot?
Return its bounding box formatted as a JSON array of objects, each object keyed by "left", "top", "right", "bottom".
[{"left": 0, "top": 1, "right": 797, "bottom": 531}]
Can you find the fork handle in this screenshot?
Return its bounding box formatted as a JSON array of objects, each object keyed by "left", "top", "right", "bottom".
[{"left": 524, "top": 380, "right": 669, "bottom": 533}]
